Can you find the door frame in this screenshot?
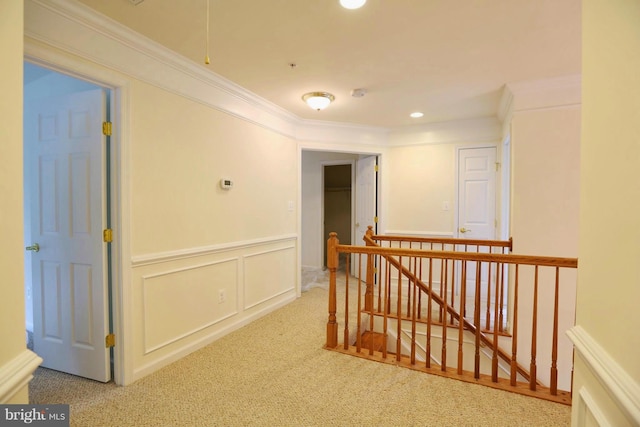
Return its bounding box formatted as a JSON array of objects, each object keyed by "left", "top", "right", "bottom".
[{"left": 24, "top": 50, "right": 131, "bottom": 385}]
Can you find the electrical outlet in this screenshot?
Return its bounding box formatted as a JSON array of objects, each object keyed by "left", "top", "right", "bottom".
[{"left": 218, "top": 289, "right": 226, "bottom": 304}]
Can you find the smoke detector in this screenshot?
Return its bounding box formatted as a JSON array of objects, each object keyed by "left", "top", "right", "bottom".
[{"left": 351, "top": 88, "right": 367, "bottom": 98}]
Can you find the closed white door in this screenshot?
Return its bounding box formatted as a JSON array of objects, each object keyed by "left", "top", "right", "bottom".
[
  {"left": 457, "top": 147, "right": 497, "bottom": 310},
  {"left": 353, "top": 155, "right": 378, "bottom": 278},
  {"left": 457, "top": 147, "right": 497, "bottom": 240},
  {"left": 25, "top": 89, "right": 110, "bottom": 382}
]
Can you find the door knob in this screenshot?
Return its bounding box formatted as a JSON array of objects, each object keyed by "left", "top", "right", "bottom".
[
  {"left": 26, "top": 243, "right": 40, "bottom": 252},
  {"left": 459, "top": 228, "right": 471, "bottom": 234}
]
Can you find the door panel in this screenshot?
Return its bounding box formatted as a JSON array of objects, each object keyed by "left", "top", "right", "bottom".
[
  {"left": 457, "top": 147, "right": 497, "bottom": 309},
  {"left": 458, "top": 147, "right": 496, "bottom": 240},
  {"left": 26, "top": 89, "right": 110, "bottom": 382},
  {"left": 353, "top": 155, "right": 378, "bottom": 277}
]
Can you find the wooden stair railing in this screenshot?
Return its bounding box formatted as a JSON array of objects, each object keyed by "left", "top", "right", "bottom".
[
  {"left": 362, "top": 231, "right": 533, "bottom": 384},
  {"left": 324, "top": 230, "right": 578, "bottom": 405}
]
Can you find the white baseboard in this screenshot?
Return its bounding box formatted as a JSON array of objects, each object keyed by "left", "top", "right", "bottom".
[
  {"left": 0, "top": 349, "right": 43, "bottom": 403},
  {"left": 567, "top": 325, "right": 640, "bottom": 425}
]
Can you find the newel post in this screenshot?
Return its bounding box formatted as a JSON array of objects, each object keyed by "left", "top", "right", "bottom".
[
  {"left": 326, "top": 232, "right": 339, "bottom": 348},
  {"left": 364, "top": 226, "right": 375, "bottom": 312}
]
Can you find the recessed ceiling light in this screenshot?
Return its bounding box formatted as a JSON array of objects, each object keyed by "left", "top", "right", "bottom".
[
  {"left": 410, "top": 112, "right": 424, "bottom": 118},
  {"left": 340, "top": 0, "right": 367, "bottom": 10}
]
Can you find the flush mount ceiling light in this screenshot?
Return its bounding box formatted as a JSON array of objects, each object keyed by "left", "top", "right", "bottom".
[
  {"left": 302, "top": 92, "right": 335, "bottom": 111},
  {"left": 340, "top": 0, "right": 367, "bottom": 9},
  {"left": 410, "top": 112, "right": 424, "bottom": 118}
]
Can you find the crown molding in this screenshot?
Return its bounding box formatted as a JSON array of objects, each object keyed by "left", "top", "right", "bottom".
[
  {"left": 506, "top": 74, "right": 582, "bottom": 113},
  {"left": 24, "top": 0, "right": 296, "bottom": 138},
  {"left": 497, "top": 74, "right": 581, "bottom": 136},
  {"left": 387, "top": 116, "right": 502, "bottom": 146},
  {"left": 24, "top": 0, "right": 391, "bottom": 147},
  {"left": 23, "top": 0, "right": 510, "bottom": 149}
]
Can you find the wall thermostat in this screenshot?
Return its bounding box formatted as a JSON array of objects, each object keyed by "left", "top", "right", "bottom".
[{"left": 219, "top": 178, "right": 233, "bottom": 190}]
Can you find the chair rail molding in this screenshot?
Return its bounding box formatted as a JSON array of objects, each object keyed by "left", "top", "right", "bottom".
[
  {"left": 0, "top": 350, "right": 42, "bottom": 403},
  {"left": 567, "top": 325, "right": 640, "bottom": 425}
]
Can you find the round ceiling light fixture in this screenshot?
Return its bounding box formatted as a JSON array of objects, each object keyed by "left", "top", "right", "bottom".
[
  {"left": 302, "top": 92, "right": 335, "bottom": 111},
  {"left": 410, "top": 112, "right": 424, "bottom": 118},
  {"left": 340, "top": 0, "right": 367, "bottom": 10}
]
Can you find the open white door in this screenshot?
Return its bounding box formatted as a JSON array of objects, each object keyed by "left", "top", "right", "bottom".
[
  {"left": 25, "top": 89, "right": 111, "bottom": 382},
  {"left": 353, "top": 155, "right": 378, "bottom": 277}
]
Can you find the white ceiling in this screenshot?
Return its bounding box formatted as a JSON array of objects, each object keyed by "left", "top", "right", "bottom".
[{"left": 75, "top": 0, "right": 581, "bottom": 129}]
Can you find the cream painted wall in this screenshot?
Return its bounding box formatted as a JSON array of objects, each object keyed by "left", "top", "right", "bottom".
[
  {"left": 511, "top": 107, "right": 581, "bottom": 258},
  {"left": 130, "top": 81, "right": 297, "bottom": 256},
  {"left": 386, "top": 143, "right": 456, "bottom": 234},
  {"left": 509, "top": 106, "right": 580, "bottom": 392},
  {"left": 23, "top": 1, "right": 300, "bottom": 383},
  {"left": 0, "top": 1, "right": 29, "bottom": 403},
  {"left": 571, "top": 0, "right": 640, "bottom": 424}
]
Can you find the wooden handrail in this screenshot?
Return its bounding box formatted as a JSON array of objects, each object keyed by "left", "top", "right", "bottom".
[
  {"left": 373, "top": 235, "right": 513, "bottom": 252},
  {"left": 337, "top": 242, "right": 577, "bottom": 268}
]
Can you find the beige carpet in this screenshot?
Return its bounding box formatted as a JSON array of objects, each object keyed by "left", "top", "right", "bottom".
[{"left": 29, "top": 281, "right": 571, "bottom": 427}]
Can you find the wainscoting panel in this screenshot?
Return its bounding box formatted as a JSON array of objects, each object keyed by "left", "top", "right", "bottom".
[
  {"left": 244, "top": 246, "right": 296, "bottom": 310},
  {"left": 131, "top": 236, "right": 297, "bottom": 381},
  {"left": 142, "top": 258, "right": 239, "bottom": 354}
]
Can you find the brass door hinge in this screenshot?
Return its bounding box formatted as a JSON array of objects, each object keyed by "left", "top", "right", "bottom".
[
  {"left": 102, "top": 121, "right": 112, "bottom": 136},
  {"left": 105, "top": 333, "right": 115, "bottom": 348},
  {"left": 103, "top": 229, "right": 113, "bottom": 243},
  {"left": 374, "top": 216, "right": 378, "bottom": 223},
  {"left": 374, "top": 164, "right": 379, "bottom": 172}
]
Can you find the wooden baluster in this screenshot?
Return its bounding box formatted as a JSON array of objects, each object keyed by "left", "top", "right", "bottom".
[
  {"left": 450, "top": 258, "right": 456, "bottom": 326},
  {"left": 499, "top": 250, "right": 506, "bottom": 333},
  {"left": 382, "top": 256, "right": 389, "bottom": 359},
  {"left": 417, "top": 243, "right": 423, "bottom": 320},
  {"left": 365, "top": 227, "right": 375, "bottom": 313},
  {"left": 510, "top": 264, "right": 520, "bottom": 386},
  {"left": 485, "top": 261, "right": 492, "bottom": 331},
  {"left": 550, "top": 267, "right": 560, "bottom": 395},
  {"left": 406, "top": 257, "right": 412, "bottom": 319},
  {"left": 326, "top": 232, "right": 339, "bottom": 348},
  {"left": 474, "top": 261, "right": 482, "bottom": 379},
  {"left": 343, "top": 254, "right": 350, "bottom": 350},
  {"left": 457, "top": 260, "right": 467, "bottom": 374},
  {"left": 356, "top": 253, "right": 363, "bottom": 353},
  {"left": 410, "top": 256, "right": 418, "bottom": 365},
  {"left": 441, "top": 258, "right": 448, "bottom": 372},
  {"left": 396, "top": 256, "right": 403, "bottom": 361},
  {"left": 530, "top": 265, "right": 539, "bottom": 391},
  {"left": 426, "top": 257, "right": 433, "bottom": 369},
  {"left": 491, "top": 262, "right": 501, "bottom": 382},
  {"left": 439, "top": 258, "right": 445, "bottom": 324}
]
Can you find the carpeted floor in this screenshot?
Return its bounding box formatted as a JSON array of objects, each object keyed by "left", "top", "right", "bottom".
[{"left": 29, "top": 278, "right": 571, "bottom": 427}]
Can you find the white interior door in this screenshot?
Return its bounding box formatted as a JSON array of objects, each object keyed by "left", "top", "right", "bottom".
[
  {"left": 25, "top": 89, "right": 110, "bottom": 382},
  {"left": 353, "top": 155, "right": 378, "bottom": 278},
  {"left": 457, "top": 147, "right": 497, "bottom": 240},
  {"left": 457, "top": 146, "right": 497, "bottom": 309}
]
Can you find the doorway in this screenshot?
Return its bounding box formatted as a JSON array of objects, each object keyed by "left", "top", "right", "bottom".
[
  {"left": 23, "top": 62, "right": 113, "bottom": 382},
  {"left": 323, "top": 163, "right": 353, "bottom": 268}
]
